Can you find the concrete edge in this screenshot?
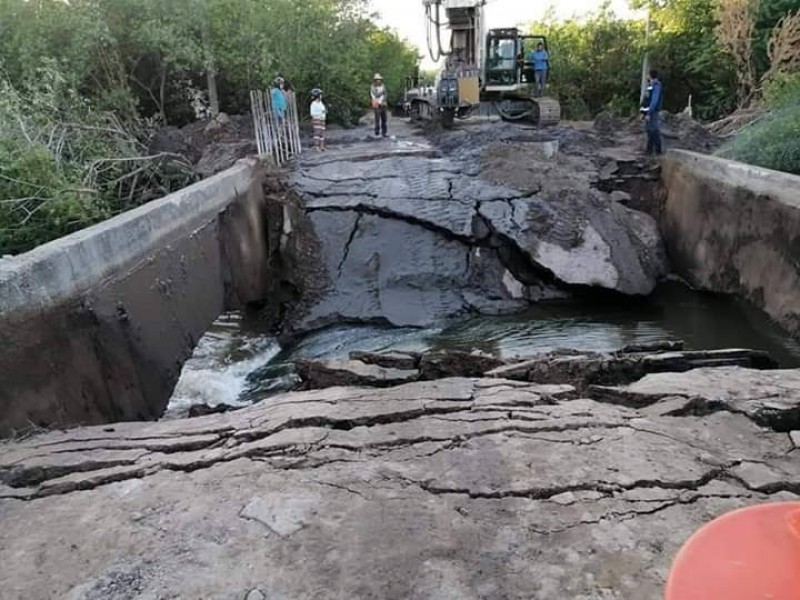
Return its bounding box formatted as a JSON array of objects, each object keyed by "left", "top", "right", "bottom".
[
  {"left": 0, "top": 158, "right": 261, "bottom": 315},
  {"left": 664, "top": 150, "right": 800, "bottom": 209}
]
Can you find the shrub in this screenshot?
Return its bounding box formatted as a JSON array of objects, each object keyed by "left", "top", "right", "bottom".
[
  {"left": 0, "top": 67, "right": 193, "bottom": 255},
  {"left": 715, "top": 72, "right": 800, "bottom": 174},
  {"left": 763, "top": 72, "right": 800, "bottom": 108},
  {"left": 0, "top": 138, "right": 107, "bottom": 255},
  {"left": 716, "top": 102, "right": 800, "bottom": 174}
]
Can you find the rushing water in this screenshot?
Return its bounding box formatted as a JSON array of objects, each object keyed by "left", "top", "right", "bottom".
[{"left": 166, "top": 281, "right": 800, "bottom": 415}]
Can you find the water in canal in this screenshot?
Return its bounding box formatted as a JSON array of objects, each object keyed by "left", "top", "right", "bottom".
[{"left": 166, "top": 281, "right": 800, "bottom": 415}]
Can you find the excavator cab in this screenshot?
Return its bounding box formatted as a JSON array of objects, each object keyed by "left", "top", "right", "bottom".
[
  {"left": 484, "top": 30, "right": 549, "bottom": 90},
  {"left": 485, "top": 31, "right": 519, "bottom": 86},
  {"left": 483, "top": 28, "right": 560, "bottom": 125}
]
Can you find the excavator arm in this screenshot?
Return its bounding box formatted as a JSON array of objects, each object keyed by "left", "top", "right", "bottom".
[
  {"left": 423, "top": 0, "right": 485, "bottom": 69},
  {"left": 417, "top": 0, "right": 561, "bottom": 127}
]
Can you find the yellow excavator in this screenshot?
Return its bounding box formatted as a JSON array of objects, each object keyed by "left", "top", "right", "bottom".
[{"left": 407, "top": 0, "right": 561, "bottom": 128}]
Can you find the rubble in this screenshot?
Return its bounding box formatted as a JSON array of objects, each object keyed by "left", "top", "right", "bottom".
[{"left": 288, "top": 346, "right": 776, "bottom": 393}]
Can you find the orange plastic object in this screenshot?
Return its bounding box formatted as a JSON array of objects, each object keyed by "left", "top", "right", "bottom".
[{"left": 665, "top": 502, "right": 800, "bottom": 600}]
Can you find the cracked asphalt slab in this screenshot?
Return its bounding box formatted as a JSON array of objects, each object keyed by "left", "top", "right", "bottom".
[
  {"left": 1, "top": 370, "right": 799, "bottom": 599},
  {"left": 288, "top": 122, "right": 667, "bottom": 332}
]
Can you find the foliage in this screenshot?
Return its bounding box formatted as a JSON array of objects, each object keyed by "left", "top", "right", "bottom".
[
  {"left": 0, "top": 0, "right": 418, "bottom": 126},
  {"left": 762, "top": 9, "right": 800, "bottom": 84},
  {"left": 530, "top": 0, "right": 800, "bottom": 121},
  {"left": 763, "top": 70, "right": 800, "bottom": 105},
  {"left": 647, "top": 0, "right": 738, "bottom": 120},
  {"left": 530, "top": 9, "right": 646, "bottom": 119},
  {"left": 0, "top": 66, "right": 194, "bottom": 255},
  {"left": 716, "top": 103, "right": 800, "bottom": 173},
  {"left": 529, "top": 1, "right": 737, "bottom": 120},
  {"left": 715, "top": 0, "right": 760, "bottom": 106},
  {"left": 717, "top": 70, "right": 800, "bottom": 173},
  {"left": 0, "top": 0, "right": 418, "bottom": 253}
]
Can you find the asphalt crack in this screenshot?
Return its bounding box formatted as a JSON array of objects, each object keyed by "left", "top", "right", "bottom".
[{"left": 337, "top": 213, "right": 362, "bottom": 276}]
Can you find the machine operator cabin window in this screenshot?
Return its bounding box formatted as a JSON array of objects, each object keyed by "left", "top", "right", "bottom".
[{"left": 487, "top": 37, "right": 517, "bottom": 85}]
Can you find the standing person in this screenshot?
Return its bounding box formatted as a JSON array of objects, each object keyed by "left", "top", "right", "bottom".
[
  {"left": 310, "top": 88, "right": 327, "bottom": 152},
  {"left": 370, "top": 73, "right": 388, "bottom": 138},
  {"left": 270, "top": 77, "right": 287, "bottom": 123},
  {"left": 529, "top": 42, "right": 550, "bottom": 97},
  {"left": 641, "top": 69, "right": 664, "bottom": 156},
  {"left": 270, "top": 77, "right": 289, "bottom": 152}
]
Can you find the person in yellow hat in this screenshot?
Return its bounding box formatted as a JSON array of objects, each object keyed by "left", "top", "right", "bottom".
[{"left": 370, "top": 73, "right": 388, "bottom": 138}]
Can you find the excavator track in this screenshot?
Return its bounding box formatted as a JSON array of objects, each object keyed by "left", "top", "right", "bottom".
[
  {"left": 492, "top": 97, "right": 561, "bottom": 126},
  {"left": 534, "top": 97, "right": 561, "bottom": 127}
]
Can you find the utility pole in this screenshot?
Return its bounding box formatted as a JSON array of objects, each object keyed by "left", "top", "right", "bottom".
[{"left": 640, "top": 6, "right": 651, "bottom": 105}]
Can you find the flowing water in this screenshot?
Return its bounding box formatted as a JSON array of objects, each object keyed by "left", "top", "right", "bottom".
[{"left": 166, "top": 281, "right": 800, "bottom": 415}]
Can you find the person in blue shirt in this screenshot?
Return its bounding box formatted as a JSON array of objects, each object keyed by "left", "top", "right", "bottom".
[
  {"left": 640, "top": 69, "right": 664, "bottom": 156},
  {"left": 270, "top": 77, "right": 287, "bottom": 122},
  {"left": 528, "top": 42, "right": 550, "bottom": 97}
]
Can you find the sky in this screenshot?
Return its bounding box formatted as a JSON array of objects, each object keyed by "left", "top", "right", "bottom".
[{"left": 370, "top": 0, "right": 639, "bottom": 67}]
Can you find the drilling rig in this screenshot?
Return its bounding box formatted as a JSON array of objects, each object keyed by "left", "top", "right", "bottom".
[{"left": 407, "top": 0, "right": 561, "bottom": 127}]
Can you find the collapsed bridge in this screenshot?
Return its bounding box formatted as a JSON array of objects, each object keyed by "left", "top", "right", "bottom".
[{"left": 0, "top": 117, "right": 799, "bottom": 600}]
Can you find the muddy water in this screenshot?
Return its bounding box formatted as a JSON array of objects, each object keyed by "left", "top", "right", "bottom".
[{"left": 166, "top": 281, "right": 800, "bottom": 415}]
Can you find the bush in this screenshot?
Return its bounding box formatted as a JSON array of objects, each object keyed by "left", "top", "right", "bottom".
[
  {"left": 0, "top": 138, "right": 108, "bottom": 255},
  {"left": 716, "top": 103, "right": 800, "bottom": 174},
  {"left": 0, "top": 67, "right": 193, "bottom": 255},
  {"left": 716, "top": 73, "right": 800, "bottom": 174},
  {"left": 763, "top": 72, "right": 800, "bottom": 109}
]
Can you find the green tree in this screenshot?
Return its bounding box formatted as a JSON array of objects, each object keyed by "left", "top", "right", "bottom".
[
  {"left": 530, "top": 7, "right": 646, "bottom": 118},
  {"left": 0, "top": 0, "right": 420, "bottom": 253}
]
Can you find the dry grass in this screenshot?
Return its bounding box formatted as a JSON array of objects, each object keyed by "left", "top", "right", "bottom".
[
  {"left": 715, "top": 0, "right": 760, "bottom": 107},
  {"left": 763, "top": 10, "right": 800, "bottom": 84}
]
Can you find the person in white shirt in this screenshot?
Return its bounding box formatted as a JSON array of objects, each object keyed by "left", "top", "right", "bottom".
[
  {"left": 370, "top": 73, "right": 388, "bottom": 137},
  {"left": 310, "top": 88, "right": 327, "bottom": 151}
]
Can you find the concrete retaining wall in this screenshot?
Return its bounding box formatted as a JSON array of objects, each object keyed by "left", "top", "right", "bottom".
[
  {"left": 0, "top": 159, "right": 269, "bottom": 436},
  {"left": 662, "top": 150, "right": 800, "bottom": 338}
]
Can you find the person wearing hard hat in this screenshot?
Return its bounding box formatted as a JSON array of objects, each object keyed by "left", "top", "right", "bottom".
[
  {"left": 310, "top": 88, "right": 327, "bottom": 152},
  {"left": 370, "top": 73, "right": 388, "bottom": 138}
]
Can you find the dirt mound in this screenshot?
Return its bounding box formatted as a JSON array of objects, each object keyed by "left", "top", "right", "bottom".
[
  {"left": 480, "top": 141, "right": 597, "bottom": 193},
  {"left": 149, "top": 113, "right": 256, "bottom": 178},
  {"left": 593, "top": 111, "right": 627, "bottom": 136},
  {"left": 659, "top": 112, "right": 721, "bottom": 153}
]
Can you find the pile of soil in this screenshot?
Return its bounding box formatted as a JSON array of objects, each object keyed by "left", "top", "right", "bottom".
[
  {"left": 480, "top": 141, "right": 597, "bottom": 194},
  {"left": 596, "top": 110, "right": 721, "bottom": 154},
  {"left": 149, "top": 112, "right": 257, "bottom": 178},
  {"left": 659, "top": 111, "right": 721, "bottom": 153}
]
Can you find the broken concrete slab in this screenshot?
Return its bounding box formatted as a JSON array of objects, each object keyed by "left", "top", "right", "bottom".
[
  {"left": 418, "top": 350, "right": 506, "bottom": 380},
  {"left": 591, "top": 367, "right": 800, "bottom": 431},
  {"left": 485, "top": 348, "right": 775, "bottom": 393},
  {"left": 1, "top": 370, "right": 799, "bottom": 599},
  {"left": 295, "top": 358, "right": 419, "bottom": 389},
  {"left": 349, "top": 350, "right": 420, "bottom": 370}
]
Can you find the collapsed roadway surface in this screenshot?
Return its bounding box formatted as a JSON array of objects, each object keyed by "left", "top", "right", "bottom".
[
  {"left": 1, "top": 119, "right": 797, "bottom": 600},
  {"left": 282, "top": 119, "right": 669, "bottom": 334}
]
